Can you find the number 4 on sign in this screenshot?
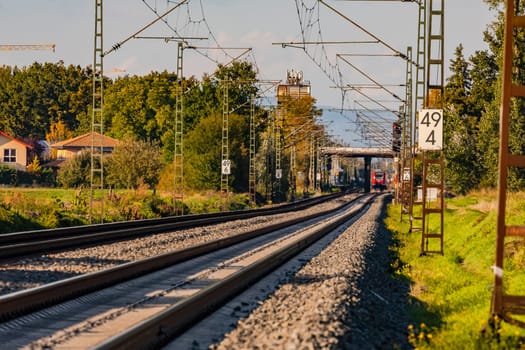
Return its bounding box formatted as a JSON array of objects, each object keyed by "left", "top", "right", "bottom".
[
  {"left": 221, "top": 159, "right": 231, "bottom": 175},
  {"left": 418, "top": 109, "right": 443, "bottom": 151}
]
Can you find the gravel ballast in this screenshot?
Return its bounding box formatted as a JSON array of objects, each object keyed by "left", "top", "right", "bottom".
[
  {"left": 170, "top": 193, "right": 411, "bottom": 349},
  {"left": 1, "top": 193, "right": 412, "bottom": 349},
  {"left": 0, "top": 197, "right": 351, "bottom": 296}
]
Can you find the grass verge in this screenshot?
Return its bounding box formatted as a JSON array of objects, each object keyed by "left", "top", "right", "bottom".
[
  {"left": 0, "top": 187, "right": 251, "bottom": 234},
  {"left": 385, "top": 190, "right": 525, "bottom": 349}
]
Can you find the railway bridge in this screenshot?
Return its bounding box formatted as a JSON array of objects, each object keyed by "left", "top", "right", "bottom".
[{"left": 322, "top": 146, "right": 395, "bottom": 193}]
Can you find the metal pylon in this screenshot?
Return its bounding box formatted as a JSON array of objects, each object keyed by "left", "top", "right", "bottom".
[
  {"left": 174, "top": 42, "right": 184, "bottom": 214},
  {"left": 249, "top": 95, "right": 256, "bottom": 206},
  {"left": 265, "top": 113, "right": 272, "bottom": 203},
  {"left": 491, "top": 0, "right": 525, "bottom": 328},
  {"left": 90, "top": 0, "right": 104, "bottom": 224},
  {"left": 315, "top": 138, "right": 321, "bottom": 191},
  {"left": 410, "top": 0, "right": 427, "bottom": 234},
  {"left": 290, "top": 145, "right": 296, "bottom": 201},
  {"left": 220, "top": 78, "right": 229, "bottom": 197},
  {"left": 420, "top": 0, "right": 445, "bottom": 255},
  {"left": 309, "top": 135, "right": 315, "bottom": 193},
  {"left": 275, "top": 108, "right": 282, "bottom": 196},
  {"left": 401, "top": 47, "right": 413, "bottom": 221}
]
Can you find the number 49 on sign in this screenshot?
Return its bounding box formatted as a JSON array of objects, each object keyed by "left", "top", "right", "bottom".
[{"left": 418, "top": 109, "right": 443, "bottom": 150}]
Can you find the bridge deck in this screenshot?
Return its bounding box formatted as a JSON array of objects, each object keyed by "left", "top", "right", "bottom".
[{"left": 322, "top": 147, "right": 394, "bottom": 158}]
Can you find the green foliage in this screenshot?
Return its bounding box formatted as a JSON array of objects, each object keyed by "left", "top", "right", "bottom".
[
  {"left": 0, "top": 57, "right": 321, "bottom": 198},
  {"left": 444, "top": 108, "right": 481, "bottom": 194},
  {"left": 105, "top": 138, "right": 163, "bottom": 190},
  {"left": 0, "top": 190, "right": 84, "bottom": 232},
  {"left": 105, "top": 190, "right": 180, "bottom": 221},
  {"left": 0, "top": 62, "right": 92, "bottom": 139},
  {"left": 385, "top": 190, "right": 525, "bottom": 349},
  {"left": 444, "top": 44, "right": 497, "bottom": 194},
  {"left": 183, "top": 191, "right": 250, "bottom": 213},
  {"left": 0, "top": 187, "right": 254, "bottom": 234},
  {"left": 184, "top": 113, "right": 223, "bottom": 190},
  {"left": 0, "top": 165, "right": 55, "bottom": 186},
  {"left": 183, "top": 111, "right": 251, "bottom": 192},
  {"left": 213, "top": 61, "right": 258, "bottom": 116},
  {"left": 0, "top": 166, "right": 17, "bottom": 185},
  {"left": 56, "top": 151, "right": 93, "bottom": 188},
  {"left": 0, "top": 203, "right": 44, "bottom": 234},
  {"left": 104, "top": 74, "right": 170, "bottom": 141},
  {"left": 477, "top": 102, "right": 500, "bottom": 188},
  {"left": 441, "top": 3, "right": 525, "bottom": 193}
]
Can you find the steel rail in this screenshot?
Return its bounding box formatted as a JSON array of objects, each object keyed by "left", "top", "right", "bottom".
[
  {"left": 96, "top": 193, "right": 377, "bottom": 350},
  {"left": 0, "top": 192, "right": 346, "bottom": 260},
  {"left": 0, "top": 193, "right": 360, "bottom": 322}
]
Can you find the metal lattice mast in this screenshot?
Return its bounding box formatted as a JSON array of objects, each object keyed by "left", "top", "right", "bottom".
[
  {"left": 90, "top": 0, "right": 104, "bottom": 224},
  {"left": 265, "top": 113, "right": 273, "bottom": 203},
  {"left": 401, "top": 46, "right": 413, "bottom": 221},
  {"left": 309, "top": 135, "right": 315, "bottom": 192},
  {"left": 174, "top": 42, "right": 184, "bottom": 214},
  {"left": 220, "top": 78, "right": 230, "bottom": 196},
  {"left": 410, "top": 0, "right": 427, "bottom": 233},
  {"left": 290, "top": 145, "right": 296, "bottom": 200},
  {"left": 249, "top": 95, "right": 256, "bottom": 206},
  {"left": 420, "top": 0, "right": 445, "bottom": 255},
  {"left": 315, "top": 138, "right": 321, "bottom": 191},
  {"left": 275, "top": 108, "right": 282, "bottom": 196},
  {"left": 491, "top": 0, "right": 525, "bottom": 328}
]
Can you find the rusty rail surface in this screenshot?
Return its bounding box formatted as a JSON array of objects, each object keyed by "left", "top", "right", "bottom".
[
  {"left": 0, "top": 192, "right": 361, "bottom": 323},
  {"left": 96, "top": 193, "right": 377, "bottom": 350},
  {"left": 0, "top": 192, "right": 347, "bottom": 260}
]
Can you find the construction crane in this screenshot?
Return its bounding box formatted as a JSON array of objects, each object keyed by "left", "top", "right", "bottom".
[{"left": 0, "top": 44, "right": 55, "bottom": 52}]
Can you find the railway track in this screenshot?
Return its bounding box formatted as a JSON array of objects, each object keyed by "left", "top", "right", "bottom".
[
  {"left": 0, "top": 192, "right": 345, "bottom": 261},
  {"left": 0, "top": 192, "right": 375, "bottom": 349}
]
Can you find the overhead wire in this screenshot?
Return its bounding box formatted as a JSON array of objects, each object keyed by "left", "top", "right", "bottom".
[
  {"left": 292, "top": 0, "right": 411, "bottom": 147},
  {"left": 140, "top": 0, "right": 261, "bottom": 73}
]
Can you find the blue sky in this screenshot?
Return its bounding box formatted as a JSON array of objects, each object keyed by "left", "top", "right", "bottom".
[{"left": 0, "top": 0, "right": 497, "bottom": 144}]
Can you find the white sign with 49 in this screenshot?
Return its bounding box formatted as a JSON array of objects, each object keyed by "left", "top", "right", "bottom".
[{"left": 418, "top": 109, "right": 443, "bottom": 150}]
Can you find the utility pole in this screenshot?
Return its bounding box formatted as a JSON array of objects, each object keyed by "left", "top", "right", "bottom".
[
  {"left": 400, "top": 47, "right": 413, "bottom": 221},
  {"left": 491, "top": 0, "right": 525, "bottom": 329},
  {"left": 220, "top": 76, "right": 230, "bottom": 200},
  {"left": 101, "top": 0, "right": 193, "bottom": 217},
  {"left": 91, "top": 0, "right": 104, "bottom": 224},
  {"left": 412, "top": 0, "right": 445, "bottom": 255},
  {"left": 410, "top": 0, "right": 427, "bottom": 234}
]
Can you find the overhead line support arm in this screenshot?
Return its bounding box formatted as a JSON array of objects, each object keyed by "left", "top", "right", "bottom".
[{"left": 102, "top": 0, "right": 188, "bottom": 57}]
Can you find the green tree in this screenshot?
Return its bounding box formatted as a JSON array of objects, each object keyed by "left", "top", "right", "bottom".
[
  {"left": 468, "top": 50, "right": 497, "bottom": 118},
  {"left": 445, "top": 44, "right": 470, "bottom": 116},
  {"left": 475, "top": 0, "right": 525, "bottom": 190},
  {"left": 104, "top": 75, "right": 155, "bottom": 141},
  {"left": 105, "top": 138, "right": 163, "bottom": 190},
  {"left": 0, "top": 62, "right": 92, "bottom": 139},
  {"left": 444, "top": 45, "right": 482, "bottom": 194},
  {"left": 213, "top": 61, "right": 258, "bottom": 116},
  {"left": 56, "top": 151, "right": 92, "bottom": 188},
  {"left": 184, "top": 113, "right": 224, "bottom": 190},
  {"left": 184, "top": 112, "right": 250, "bottom": 191}
]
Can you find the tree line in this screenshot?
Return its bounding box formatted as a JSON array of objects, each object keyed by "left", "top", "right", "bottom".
[
  {"left": 0, "top": 60, "right": 323, "bottom": 199},
  {"left": 443, "top": 0, "right": 525, "bottom": 194},
  {"left": 2, "top": 0, "right": 518, "bottom": 197}
]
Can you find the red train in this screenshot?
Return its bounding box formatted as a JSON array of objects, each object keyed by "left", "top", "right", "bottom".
[{"left": 371, "top": 170, "right": 387, "bottom": 191}]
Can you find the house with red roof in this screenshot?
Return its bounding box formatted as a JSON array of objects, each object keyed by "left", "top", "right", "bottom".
[
  {"left": 49, "top": 132, "right": 120, "bottom": 165},
  {"left": 0, "top": 131, "right": 34, "bottom": 171}
]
